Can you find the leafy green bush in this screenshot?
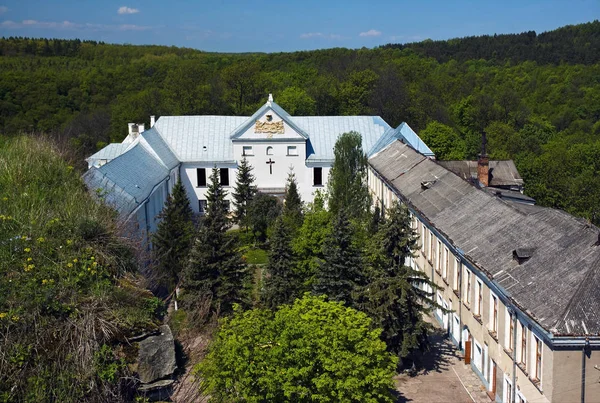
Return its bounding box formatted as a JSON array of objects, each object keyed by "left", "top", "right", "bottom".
[{"left": 195, "top": 294, "right": 397, "bottom": 402}]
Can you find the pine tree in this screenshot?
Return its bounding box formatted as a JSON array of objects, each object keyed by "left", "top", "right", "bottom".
[
  {"left": 151, "top": 178, "right": 194, "bottom": 293},
  {"left": 313, "top": 208, "right": 366, "bottom": 308},
  {"left": 282, "top": 169, "right": 303, "bottom": 233},
  {"left": 232, "top": 157, "right": 257, "bottom": 231},
  {"left": 263, "top": 217, "right": 298, "bottom": 309},
  {"left": 327, "top": 131, "right": 371, "bottom": 219},
  {"left": 362, "top": 201, "right": 440, "bottom": 365},
  {"left": 184, "top": 167, "right": 247, "bottom": 314}
]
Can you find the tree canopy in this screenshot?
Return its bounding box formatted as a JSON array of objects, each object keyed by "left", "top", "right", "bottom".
[{"left": 195, "top": 294, "right": 398, "bottom": 402}]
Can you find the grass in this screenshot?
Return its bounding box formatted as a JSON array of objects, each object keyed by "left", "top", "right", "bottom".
[{"left": 231, "top": 228, "right": 269, "bottom": 265}]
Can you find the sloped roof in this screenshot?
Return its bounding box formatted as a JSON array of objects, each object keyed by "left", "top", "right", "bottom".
[
  {"left": 369, "top": 141, "right": 600, "bottom": 335},
  {"left": 291, "top": 116, "right": 391, "bottom": 161},
  {"left": 83, "top": 143, "right": 169, "bottom": 217},
  {"left": 437, "top": 160, "right": 523, "bottom": 188},
  {"left": 139, "top": 128, "right": 179, "bottom": 170},
  {"left": 86, "top": 143, "right": 130, "bottom": 162},
  {"left": 368, "top": 122, "right": 434, "bottom": 157}
]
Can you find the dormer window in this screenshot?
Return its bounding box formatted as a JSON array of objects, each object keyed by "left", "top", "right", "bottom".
[
  {"left": 242, "top": 146, "right": 253, "bottom": 156},
  {"left": 266, "top": 114, "right": 273, "bottom": 122},
  {"left": 266, "top": 146, "right": 274, "bottom": 155},
  {"left": 513, "top": 248, "right": 534, "bottom": 264}
]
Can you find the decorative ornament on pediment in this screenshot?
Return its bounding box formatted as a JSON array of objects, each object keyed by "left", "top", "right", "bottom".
[{"left": 255, "top": 120, "right": 285, "bottom": 135}]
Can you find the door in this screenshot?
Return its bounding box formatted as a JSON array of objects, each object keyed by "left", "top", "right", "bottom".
[{"left": 464, "top": 337, "right": 471, "bottom": 365}]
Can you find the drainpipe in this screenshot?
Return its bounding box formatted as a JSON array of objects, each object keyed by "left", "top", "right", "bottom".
[
  {"left": 510, "top": 307, "right": 518, "bottom": 403},
  {"left": 582, "top": 337, "right": 589, "bottom": 403},
  {"left": 458, "top": 263, "right": 463, "bottom": 350}
]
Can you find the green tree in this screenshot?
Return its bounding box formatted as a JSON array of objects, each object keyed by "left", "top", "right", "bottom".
[
  {"left": 277, "top": 86, "right": 316, "bottom": 115},
  {"left": 313, "top": 209, "right": 366, "bottom": 308},
  {"left": 248, "top": 192, "right": 282, "bottom": 243},
  {"left": 263, "top": 217, "right": 298, "bottom": 309},
  {"left": 232, "top": 157, "right": 257, "bottom": 231},
  {"left": 362, "top": 202, "right": 439, "bottom": 365},
  {"left": 282, "top": 169, "right": 304, "bottom": 234},
  {"left": 292, "top": 191, "right": 331, "bottom": 290},
  {"left": 184, "top": 167, "right": 247, "bottom": 314},
  {"left": 419, "top": 121, "right": 466, "bottom": 160},
  {"left": 151, "top": 178, "right": 195, "bottom": 293},
  {"left": 327, "top": 131, "right": 371, "bottom": 219},
  {"left": 195, "top": 294, "right": 397, "bottom": 402}
]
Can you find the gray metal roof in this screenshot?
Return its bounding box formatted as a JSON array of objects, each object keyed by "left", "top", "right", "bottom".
[
  {"left": 139, "top": 128, "right": 179, "bottom": 170},
  {"left": 437, "top": 160, "right": 524, "bottom": 188},
  {"left": 370, "top": 141, "right": 600, "bottom": 336},
  {"left": 83, "top": 143, "right": 169, "bottom": 217},
  {"left": 86, "top": 143, "right": 130, "bottom": 163}
]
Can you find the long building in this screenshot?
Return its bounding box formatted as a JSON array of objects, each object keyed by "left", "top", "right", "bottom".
[
  {"left": 83, "top": 95, "right": 433, "bottom": 238},
  {"left": 368, "top": 140, "right": 600, "bottom": 403}
]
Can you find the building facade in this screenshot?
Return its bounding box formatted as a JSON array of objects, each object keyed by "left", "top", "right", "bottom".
[
  {"left": 368, "top": 141, "right": 600, "bottom": 403},
  {"left": 83, "top": 95, "right": 433, "bottom": 238}
]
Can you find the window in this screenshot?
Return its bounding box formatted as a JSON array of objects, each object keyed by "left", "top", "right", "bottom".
[
  {"left": 506, "top": 310, "right": 514, "bottom": 351},
  {"left": 242, "top": 146, "right": 253, "bottom": 156},
  {"left": 464, "top": 268, "right": 472, "bottom": 305},
  {"left": 504, "top": 377, "right": 513, "bottom": 403},
  {"left": 534, "top": 335, "right": 542, "bottom": 381},
  {"left": 520, "top": 323, "right": 527, "bottom": 367},
  {"left": 517, "top": 392, "right": 527, "bottom": 403},
  {"left": 266, "top": 146, "right": 274, "bottom": 155},
  {"left": 197, "top": 168, "right": 207, "bottom": 187},
  {"left": 474, "top": 340, "right": 483, "bottom": 371},
  {"left": 437, "top": 240, "right": 442, "bottom": 273},
  {"left": 287, "top": 145, "right": 298, "bottom": 156},
  {"left": 419, "top": 221, "right": 425, "bottom": 252},
  {"left": 490, "top": 293, "right": 498, "bottom": 333},
  {"left": 453, "top": 258, "right": 460, "bottom": 291},
  {"left": 219, "top": 168, "right": 229, "bottom": 186},
  {"left": 475, "top": 280, "right": 483, "bottom": 316},
  {"left": 198, "top": 199, "right": 207, "bottom": 215},
  {"left": 443, "top": 247, "right": 449, "bottom": 280},
  {"left": 430, "top": 231, "right": 435, "bottom": 264},
  {"left": 224, "top": 200, "right": 231, "bottom": 212},
  {"left": 314, "top": 167, "right": 323, "bottom": 186}
]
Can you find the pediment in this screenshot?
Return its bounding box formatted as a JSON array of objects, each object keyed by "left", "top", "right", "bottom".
[{"left": 230, "top": 100, "right": 309, "bottom": 141}]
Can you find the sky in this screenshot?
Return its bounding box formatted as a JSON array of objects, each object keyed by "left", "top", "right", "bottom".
[{"left": 0, "top": 0, "right": 598, "bottom": 53}]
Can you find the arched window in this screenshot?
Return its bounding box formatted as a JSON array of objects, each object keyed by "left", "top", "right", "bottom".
[{"left": 266, "top": 146, "right": 273, "bottom": 155}]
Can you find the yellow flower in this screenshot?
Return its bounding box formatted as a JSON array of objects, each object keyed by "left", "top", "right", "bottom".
[
  {"left": 27, "top": 264, "right": 35, "bottom": 270},
  {"left": 2, "top": 196, "right": 7, "bottom": 201},
  {"left": 42, "top": 279, "right": 48, "bottom": 285},
  {"left": 92, "top": 262, "right": 98, "bottom": 267},
  {"left": 73, "top": 258, "right": 78, "bottom": 263},
  {"left": 0, "top": 312, "right": 6, "bottom": 319},
  {"left": 11, "top": 315, "right": 19, "bottom": 322},
  {"left": 27, "top": 257, "right": 32, "bottom": 262},
  {"left": 66, "top": 240, "right": 73, "bottom": 246},
  {"left": 67, "top": 263, "right": 73, "bottom": 268},
  {"left": 37, "top": 237, "right": 45, "bottom": 243},
  {"left": 24, "top": 247, "right": 31, "bottom": 253},
  {"left": 90, "top": 256, "right": 95, "bottom": 261}
]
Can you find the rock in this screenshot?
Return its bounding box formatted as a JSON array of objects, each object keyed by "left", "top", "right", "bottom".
[
  {"left": 137, "top": 325, "right": 177, "bottom": 384},
  {"left": 138, "top": 379, "right": 175, "bottom": 392}
]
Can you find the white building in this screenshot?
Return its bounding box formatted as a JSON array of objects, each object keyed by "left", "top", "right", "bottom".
[{"left": 83, "top": 95, "right": 433, "bottom": 237}]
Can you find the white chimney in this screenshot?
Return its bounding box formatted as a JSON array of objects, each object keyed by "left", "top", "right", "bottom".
[
  {"left": 128, "top": 123, "right": 135, "bottom": 135},
  {"left": 139, "top": 123, "right": 145, "bottom": 133},
  {"left": 150, "top": 115, "right": 156, "bottom": 128}
]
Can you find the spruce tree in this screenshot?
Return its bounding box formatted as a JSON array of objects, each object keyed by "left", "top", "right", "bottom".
[
  {"left": 184, "top": 167, "right": 247, "bottom": 314},
  {"left": 327, "top": 131, "right": 371, "bottom": 219},
  {"left": 232, "top": 157, "right": 257, "bottom": 231},
  {"left": 151, "top": 178, "right": 194, "bottom": 293},
  {"left": 313, "top": 208, "right": 366, "bottom": 308},
  {"left": 263, "top": 216, "right": 298, "bottom": 309},
  {"left": 362, "top": 201, "right": 440, "bottom": 366},
  {"left": 282, "top": 169, "right": 303, "bottom": 233}
]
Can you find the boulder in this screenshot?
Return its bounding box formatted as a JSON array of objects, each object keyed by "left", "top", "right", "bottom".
[{"left": 137, "top": 325, "right": 177, "bottom": 384}]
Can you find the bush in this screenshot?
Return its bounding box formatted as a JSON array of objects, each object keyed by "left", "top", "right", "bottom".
[{"left": 195, "top": 294, "right": 397, "bottom": 402}]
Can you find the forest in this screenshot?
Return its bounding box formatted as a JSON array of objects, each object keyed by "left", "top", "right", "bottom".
[{"left": 0, "top": 20, "right": 599, "bottom": 222}]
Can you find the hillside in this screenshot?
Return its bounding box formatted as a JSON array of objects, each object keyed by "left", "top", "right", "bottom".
[
  {"left": 0, "top": 136, "right": 161, "bottom": 402},
  {"left": 0, "top": 21, "right": 599, "bottom": 223}
]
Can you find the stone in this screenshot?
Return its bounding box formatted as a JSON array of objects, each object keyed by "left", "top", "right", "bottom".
[{"left": 137, "top": 325, "right": 177, "bottom": 384}]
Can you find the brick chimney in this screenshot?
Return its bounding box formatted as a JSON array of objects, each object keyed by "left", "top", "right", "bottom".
[
  {"left": 478, "top": 155, "right": 489, "bottom": 187},
  {"left": 477, "top": 131, "right": 489, "bottom": 187}
]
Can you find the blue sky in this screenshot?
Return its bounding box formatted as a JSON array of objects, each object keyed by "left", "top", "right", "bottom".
[{"left": 0, "top": 1, "right": 597, "bottom": 52}]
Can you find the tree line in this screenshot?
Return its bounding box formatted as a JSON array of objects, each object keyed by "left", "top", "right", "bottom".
[
  {"left": 0, "top": 21, "right": 598, "bottom": 223},
  {"left": 152, "top": 132, "right": 442, "bottom": 401}
]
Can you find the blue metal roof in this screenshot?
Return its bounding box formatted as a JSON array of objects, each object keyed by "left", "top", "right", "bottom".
[
  {"left": 292, "top": 115, "right": 391, "bottom": 161},
  {"left": 83, "top": 143, "right": 169, "bottom": 216},
  {"left": 86, "top": 143, "right": 130, "bottom": 162},
  {"left": 368, "top": 122, "right": 435, "bottom": 157},
  {"left": 230, "top": 101, "right": 310, "bottom": 140},
  {"left": 140, "top": 128, "right": 179, "bottom": 169}
]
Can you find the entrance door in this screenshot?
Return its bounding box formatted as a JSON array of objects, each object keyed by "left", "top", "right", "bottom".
[{"left": 464, "top": 333, "right": 472, "bottom": 365}]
